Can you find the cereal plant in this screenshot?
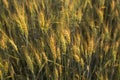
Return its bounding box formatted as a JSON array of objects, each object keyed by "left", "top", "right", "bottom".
[{"left": 0, "top": 0, "right": 120, "bottom": 80}]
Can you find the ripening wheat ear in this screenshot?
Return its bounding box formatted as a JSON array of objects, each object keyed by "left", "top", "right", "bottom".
[
  {"left": 12, "top": 1, "right": 29, "bottom": 46},
  {"left": 38, "top": 11, "right": 45, "bottom": 29},
  {"left": 22, "top": 46, "right": 34, "bottom": 74},
  {"left": 3, "top": 0, "right": 9, "bottom": 8},
  {"left": 0, "top": 31, "right": 7, "bottom": 49},
  {"left": 0, "top": 29, "right": 18, "bottom": 51}
]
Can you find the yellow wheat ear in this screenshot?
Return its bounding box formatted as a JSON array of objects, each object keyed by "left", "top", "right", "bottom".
[
  {"left": 0, "top": 29, "right": 18, "bottom": 51},
  {"left": 3, "top": 0, "right": 9, "bottom": 8},
  {"left": 39, "top": 11, "right": 45, "bottom": 28}
]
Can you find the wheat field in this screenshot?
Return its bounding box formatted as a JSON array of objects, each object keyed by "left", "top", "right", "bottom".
[{"left": 0, "top": 0, "right": 120, "bottom": 80}]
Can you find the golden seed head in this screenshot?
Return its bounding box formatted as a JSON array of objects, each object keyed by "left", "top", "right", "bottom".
[
  {"left": 104, "top": 44, "right": 109, "bottom": 53},
  {"left": 111, "top": 1, "right": 115, "bottom": 11},
  {"left": 39, "top": 11, "right": 45, "bottom": 27},
  {"left": 42, "top": 52, "right": 48, "bottom": 62},
  {"left": 74, "top": 54, "right": 80, "bottom": 62},
  {"left": 3, "top": 0, "right": 9, "bottom": 8}
]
